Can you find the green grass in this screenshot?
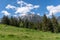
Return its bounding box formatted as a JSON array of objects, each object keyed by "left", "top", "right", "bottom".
[{"left": 0, "top": 24, "right": 60, "bottom": 40}]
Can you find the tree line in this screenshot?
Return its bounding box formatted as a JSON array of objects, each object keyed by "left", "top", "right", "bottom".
[{"left": 1, "top": 14, "right": 60, "bottom": 33}]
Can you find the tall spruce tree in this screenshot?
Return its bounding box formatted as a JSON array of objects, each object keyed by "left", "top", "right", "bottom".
[
  {"left": 52, "top": 14, "right": 59, "bottom": 33},
  {"left": 42, "top": 14, "right": 48, "bottom": 31},
  {"left": 24, "top": 19, "right": 29, "bottom": 28},
  {"left": 47, "top": 18, "right": 53, "bottom": 32},
  {"left": 9, "top": 16, "right": 15, "bottom": 26}
]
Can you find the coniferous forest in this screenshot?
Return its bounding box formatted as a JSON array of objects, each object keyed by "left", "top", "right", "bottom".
[{"left": 1, "top": 14, "right": 60, "bottom": 33}]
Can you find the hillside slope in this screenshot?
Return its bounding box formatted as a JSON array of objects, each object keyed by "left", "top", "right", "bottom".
[{"left": 0, "top": 24, "right": 60, "bottom": 40}]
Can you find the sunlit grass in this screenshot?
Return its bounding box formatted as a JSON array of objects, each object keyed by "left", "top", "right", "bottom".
[{"left": 0, "top": 24, "right": 60, "bottom": 40}]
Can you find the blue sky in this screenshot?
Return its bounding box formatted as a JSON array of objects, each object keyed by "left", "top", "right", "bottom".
[{"left": 0, "top": 0, "right": 60, "bottom": 18}]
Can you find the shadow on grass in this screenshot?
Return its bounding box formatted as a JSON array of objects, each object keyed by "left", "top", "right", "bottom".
[
  {"left": 7, "top": 34, "right": 17, "bottom": 38},
  {"left": 0, "top": 34, "right": 5, "bottom": 38}
]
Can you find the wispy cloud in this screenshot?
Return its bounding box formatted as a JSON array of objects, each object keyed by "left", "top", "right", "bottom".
[
  {"left": 1, "top": 10, "right": 10, "bottom": 16},
  {"left": 6, "top": 4, "right": 16, "bottom": 9},
  {"left": 37, "top": 13, "right": 40, "bottom": 16},
  {"left": 47, "top": 5, "right": 60, "bottom": 16}
]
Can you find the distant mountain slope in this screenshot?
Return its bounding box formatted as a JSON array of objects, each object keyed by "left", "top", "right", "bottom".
[
  {"left": 21, "top": 14, "right": 42, "bottom": 23},
  {"left": 57, "top": 16, "right": 60, "bottom": 23}
]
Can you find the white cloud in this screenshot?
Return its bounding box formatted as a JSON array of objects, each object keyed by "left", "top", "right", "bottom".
[
  {"left": 15, "top": 0, "right": 40, "bottom": 14},
  {"left": 15, "top": 7, "right": 31, "bottom": 14},
  {"left": 13, "top": 15, "right": 17, "bottom": 17},
  {"left": 6, "top": 4, "right": 16, "bottom": 9},
  {"left": 1, "top": 10, "right": 10, "bottom": 16},
  {"left": 37, "top": 13, "right": 40, "bottom": 16},
  {"left": 31, "top": 12, "right": 35, "bottom": 14},
  {"left": 34, "top": 5, "right": 40, "bottom": 9},
  {"left": 5, "top": 0, "right": 40, "bottom": 16},
  {"left": 17, "top": 0, "right": 27, "bottom": 6},
  {"left": 17, "top": 0, "right": 24, "bottom": 4},
  {"left": 47, "top": 5, "right": 60, "bottom": 16},
  {"left": 26, "top": 4, "right": 33, "bottom": 7},
  {"left": 20, "top": 13, "right": 27, "bottom": 16}
]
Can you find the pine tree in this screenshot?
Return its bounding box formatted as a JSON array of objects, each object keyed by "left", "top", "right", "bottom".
[
  {"left": 52, "top": 14, "right": 59, "bottom": 33},
  {"left": 9, "top": 16, "right": 14, "bottom": 26},
  {"left": 28, "top": 22, "right": 34, "bottom": 29},
  {"left": 23, "top": 19, "right": 29, "bottom": 28},
  {"left": 47, "top": 18, "right": 53, "bottom": 32},
  {"left": 42, "top": 14, "right": 48, "bottom": 31},
  {"left": 14, "top": 17, "right": 19, "bottom": 27},
  {"left": 36, "top": 21, "right": 42, "bottom": 30},
  {"left": 19, "top": 17, "right": 25, "bottom": 28},
  {"left": 2, "top": 15, "right": 10, "bottom": 25}
]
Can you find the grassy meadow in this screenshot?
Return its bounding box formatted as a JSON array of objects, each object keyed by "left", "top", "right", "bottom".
[{"left": 0, "top": 24, "right": 60, "bottom": 40}]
